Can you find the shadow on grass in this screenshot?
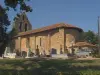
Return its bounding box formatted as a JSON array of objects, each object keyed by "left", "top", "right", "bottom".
[{"left": 0, "top": 59, "right": 100, "bottom": 75}]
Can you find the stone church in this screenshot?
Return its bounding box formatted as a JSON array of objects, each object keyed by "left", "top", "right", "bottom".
[{"left": 13, "top": 12, "right": 83, "bottom": 55}]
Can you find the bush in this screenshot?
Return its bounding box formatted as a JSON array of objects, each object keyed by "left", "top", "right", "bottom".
[{"left": 91, "top": 49, "right": 100, "bottom": 58}]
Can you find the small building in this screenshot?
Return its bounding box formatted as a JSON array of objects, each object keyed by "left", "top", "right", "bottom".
[
  {"left": 70, "top": 41, "right": 97, "bottom": 53},
  {"left": 12, "top": 13, "right": 83, "bottom": 55}
]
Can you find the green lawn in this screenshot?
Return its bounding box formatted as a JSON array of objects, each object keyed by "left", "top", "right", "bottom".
[{"left": 0, "top": 58, "right": 100, "bottom": 75}]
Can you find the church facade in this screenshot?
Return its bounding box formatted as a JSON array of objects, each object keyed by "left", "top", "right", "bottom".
[{"left": 13, "top": 13, "right": 83, "bottom": 55}]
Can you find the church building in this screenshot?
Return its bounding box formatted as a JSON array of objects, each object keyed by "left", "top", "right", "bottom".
[{"left": 13, "top": 12, "right": 83, "bottom": 55}]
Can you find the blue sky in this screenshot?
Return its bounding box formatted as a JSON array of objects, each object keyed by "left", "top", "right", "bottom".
[{"left": 0, "top": 0, "right": 100, "bottom": 32}]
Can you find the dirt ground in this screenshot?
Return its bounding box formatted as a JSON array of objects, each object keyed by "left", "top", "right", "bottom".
[{"left": 76, "top": 56, "right": 100, "bottom": 60}]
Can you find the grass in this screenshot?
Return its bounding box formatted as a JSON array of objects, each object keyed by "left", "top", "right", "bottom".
[{"left": 0, "top": 58, "right": 100, "bottom": 75}]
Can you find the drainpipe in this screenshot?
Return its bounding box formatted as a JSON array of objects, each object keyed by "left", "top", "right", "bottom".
[{"left": 98, "top": 16, "right": 100, "bottom": 55}]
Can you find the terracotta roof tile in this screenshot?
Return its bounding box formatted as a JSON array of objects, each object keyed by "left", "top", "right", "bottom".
[
  {"left": 72, "top": 42, "right": 96, "bottom": 47},
  {"left": 15, "top": 23, "right": 83, "bottom": 37}
]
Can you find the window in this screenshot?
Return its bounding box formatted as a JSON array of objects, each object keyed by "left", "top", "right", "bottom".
[
  {"left": 19, "top": 22, "right": 22, "bottom": 32},
  {"left": 23, "top": 15, "right": 24, "bottom": 20},
  {"left": 40, "top": 38, "right": 41, "bottom": 46},
  {"left": 25, "top": 23, "right": 28, "bottom": 31}
]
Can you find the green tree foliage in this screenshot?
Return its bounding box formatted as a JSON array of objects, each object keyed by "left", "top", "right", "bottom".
[
  {"left": 0, "top": 0, "right": 32, "bottom": 40},
  {"left": 0, "top": 5, "right": 10, "bottom": 56},
  {"left": 0, "top": 0, "right": 32, "bottom": 56},
  {"left": 0, "top": 5, "right": 10, "bottom": 42},
  {"left": 4, "top": 0, "right": 32, "bottom": 12},
  {"left": 83, "top": 30, "right": 98, "bottom": 45}
]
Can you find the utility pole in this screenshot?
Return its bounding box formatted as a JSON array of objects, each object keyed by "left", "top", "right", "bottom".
[{"left": 98, "top": 16, "right": 100, "bottom": 55}]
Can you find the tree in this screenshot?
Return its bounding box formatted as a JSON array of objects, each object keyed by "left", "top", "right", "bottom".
[
  {"left": 0, "top": 5, "right": 10, "bottom": 42},
  {"left": 0, "top": 0, "right": 32, "bottom": 56},
  {"left": 0, "top": 0, "right": 32, "bottom": 40},
  {"left": 0, "top": 0, "right": 32, "bottom": 14},
  {"left": 0, "top": 0, "right": 32, "bottom": 35},
  {"left": 83, "top": 30, "right": 98, "bottom": 45}
]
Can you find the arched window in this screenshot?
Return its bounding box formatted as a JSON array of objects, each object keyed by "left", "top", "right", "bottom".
[
  {"left": 23, "top": 15, "right": 24, "bottom": 20},
  {"left": 19, "top": 22, "right": 22, "bottom": 32},
  {"left": 25, "top": 23, "right": 28, "bottom": 31}
]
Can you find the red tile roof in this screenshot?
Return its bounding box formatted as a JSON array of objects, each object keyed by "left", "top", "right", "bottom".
[
  {"left": 15, "top": 23, "right": 83, "bottom": 37},
  {"left": 70, "top": 42, "right": 97, "bottom": 48}
]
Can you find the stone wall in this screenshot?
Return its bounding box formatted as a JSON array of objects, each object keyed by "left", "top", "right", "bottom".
[
  {"left": 50, "top": 29, "right": 60, "bottom": 54},
  {"left": 14, "top": 28, "right": 82, "bottom": 55},
  {"left": 21, "top": 37, "right": 27, "bottom": 51},
  {"left": 65, "top": 28, "right": 82, "bottom": 53}
]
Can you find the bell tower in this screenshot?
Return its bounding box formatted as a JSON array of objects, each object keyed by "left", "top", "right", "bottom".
[{"left": 13, "top": 12, "right": 32, "bottom": 33}]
